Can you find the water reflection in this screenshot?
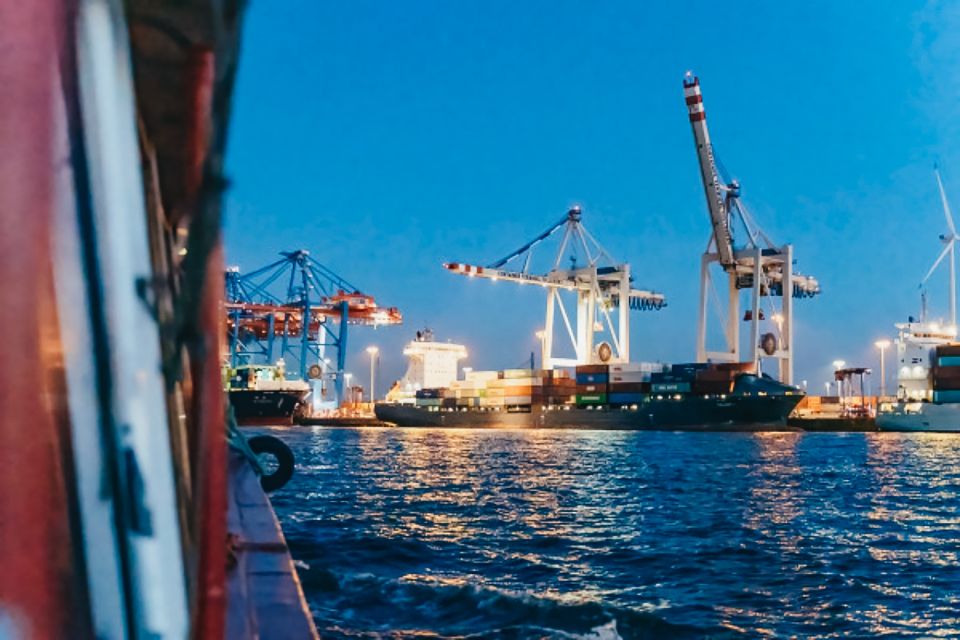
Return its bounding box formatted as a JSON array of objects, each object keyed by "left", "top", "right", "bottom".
[{"left": 263, "top": 428, "right": 960, "bottom": 639}]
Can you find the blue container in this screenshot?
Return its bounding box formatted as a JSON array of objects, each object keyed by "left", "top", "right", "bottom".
[
  {"left": 933, "top": 389, "right": 960, "bottom": 403},
  {"left": 609, "top": 392, "right": 645, "bottom": 404},
  {"left": 576, "top": 372, "right": 609, "bottom": 384},
  {"left": 938, "top": 356, "right": 960, "bottom": 367}
]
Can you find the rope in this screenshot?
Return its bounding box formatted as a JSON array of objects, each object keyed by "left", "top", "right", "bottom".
[{"left": 225, "top": 405, "right": 264, "bottom": 476}]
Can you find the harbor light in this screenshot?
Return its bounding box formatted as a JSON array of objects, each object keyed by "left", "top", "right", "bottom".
[{"left": 832, "top": 360, "right": 845, "bottom": 370}]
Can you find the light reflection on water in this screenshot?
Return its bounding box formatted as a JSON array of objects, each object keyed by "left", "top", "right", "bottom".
[{"left": 264, "top": 428, "right": 960, "bottom": 639}]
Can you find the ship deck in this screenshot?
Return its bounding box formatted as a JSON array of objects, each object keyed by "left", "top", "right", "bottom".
[{"left": 226, "top": 451, "right": 318, "bottom": 639}]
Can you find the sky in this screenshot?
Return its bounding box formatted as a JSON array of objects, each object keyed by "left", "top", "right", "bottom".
[{"left": 224, "top": 0, "right": 960, "bottom": 393}]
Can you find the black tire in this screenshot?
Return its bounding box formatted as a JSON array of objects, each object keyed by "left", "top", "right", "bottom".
[{"left": 247, "top": 435, "right": 295, "bottom": 492}]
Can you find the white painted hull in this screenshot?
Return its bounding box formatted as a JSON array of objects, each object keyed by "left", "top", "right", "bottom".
[{"left": 877, "top": 402, "right": 960, "bottom": 432}]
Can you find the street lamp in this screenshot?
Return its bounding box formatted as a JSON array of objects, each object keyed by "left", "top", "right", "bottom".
[
  {"left": 875, "top": 339, "right": 891, "bottom": 398},
  {"left": 345, "top": 372, "right": 353, "bottom": 403},
  {"left": 462, "top": 366, "right": 473, "bottom": 381},
  {"left": 366, "top": 346, "right": 379, "bottom": 405}
]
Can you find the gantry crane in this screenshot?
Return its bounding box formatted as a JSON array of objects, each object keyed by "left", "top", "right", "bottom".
[
  {"left": 683, "top": 72, "right": 819, "bottom": 384},
  {"left": 445, "top": 206, "right": 665, "bottom": 368},
  {"left": 225, "top": 250, "right": 402, "bottom": 405}
]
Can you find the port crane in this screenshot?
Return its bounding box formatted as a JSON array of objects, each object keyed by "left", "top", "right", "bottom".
[
  {"left": 225, "top": 250, "right": 402, "bottom": 405},
  {"left": 445, "top": 206, "right": 665, "bottom": 368},
  {"left": 683, "top": 72, "right": 820, "bottom": 384}
]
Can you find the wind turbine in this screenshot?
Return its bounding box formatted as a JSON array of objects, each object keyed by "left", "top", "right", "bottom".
[{"left": 921, "top": 167, "right": 958, "bottom": 327}]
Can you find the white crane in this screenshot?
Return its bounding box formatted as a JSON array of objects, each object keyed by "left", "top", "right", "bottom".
[
  {"left": 444, "top": 206, "right": 665, "bottom": 368},
  {"left": 683, "top": 72, "right": 820, "bottom": 384},
  {"left": 920, "top": 167, "right": 958, "bottom": 328}
]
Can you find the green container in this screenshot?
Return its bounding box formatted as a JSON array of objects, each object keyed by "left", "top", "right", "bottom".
[
  {"left": 576, "top": 393, "right": 607, "bottom": 405},
  {"left": 651, "top": 382, "right": 691, "bottom": 393}
]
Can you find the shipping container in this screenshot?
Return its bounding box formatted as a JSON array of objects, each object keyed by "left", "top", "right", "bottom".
[
  {"left": 501, "top": 377, "right": 544, "bottom": 387},
  {"left": 575, "top": 364, "right": 610, "bottom": 374},
  {"left": 576, "top": 372, "right": 609, "bottom": 384},
  {"left": 938, "top": 356, "right": 960, "bottom": 367},
  {"left": 651, "top": 382, "right": 691, "bottom": 393},
  {"left": 607, "top": 382, "right": 648, "bottom": 393},
  {"left": 502, "top": 368, "right": 536, "bottom": 379},
  {"left": 935, "top": 344, "right": 960, "bottom": 357},
  {"left": 932, "top": 376, "right": 960, "bottom": 391},
  {"left": 609, "top": 371, "right": 650, "bottom": 383},
  {"left": 576, "top": 383, "right": 607, "bottom": 394},
  {"left": 608, "top": 392, "right": 646, "bottom": 404},
  {"left": 671, "top": 362, "right": 711, "bottom": 375},
  {"left": 575, "top": 393, "right": 607, "bottom": 405},
  {"left": 933, "top": 389, "right": 960, "bottom": 403},
  {"left": 692, "top": 381, "right": 732, "bottom": 394},
  {"left": 415, "top": 388, "right": 444, "bottom": 399}
]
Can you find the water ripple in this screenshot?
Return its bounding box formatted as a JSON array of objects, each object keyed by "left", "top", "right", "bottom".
[{"left": 261, "top": 428, "right": 960, "bottom": 638}]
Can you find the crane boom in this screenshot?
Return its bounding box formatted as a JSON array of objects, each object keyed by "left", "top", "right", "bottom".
[
  {"left": 444, "top": 262, "right": 666, "bottom": 309},
  {"left": 684, "top": 73, "right": 736, "bottom": 269}
]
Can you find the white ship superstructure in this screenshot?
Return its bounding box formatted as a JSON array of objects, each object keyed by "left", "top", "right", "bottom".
[{"left": 386, "top": 329, "right": 467, "bottom": 403}]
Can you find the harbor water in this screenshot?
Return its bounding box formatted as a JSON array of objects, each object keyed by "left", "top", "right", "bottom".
[{"left": 262, "top": 427, "right": 960, "bottom": 638}]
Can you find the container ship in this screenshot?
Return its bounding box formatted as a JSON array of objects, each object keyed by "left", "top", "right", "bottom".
[
  {"left": 226, "top": 364, "right": 311, "bottom": 425},
  {"left": 877, "top": 321, "right": 960, "bottom": 432},
  {"left": 376, "top": 360, "right": 803, "bottom": 430}
]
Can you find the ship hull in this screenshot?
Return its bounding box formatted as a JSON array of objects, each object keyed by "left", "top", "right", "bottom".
[
  {"left": 375, "top": 394, "right": 802, "bottom": 430},
  {"left": 229, "top": 389, "right": 309, "bottom": 426},
  {"left": 876, "top": 402, "right": 960, "bottom": 432}
]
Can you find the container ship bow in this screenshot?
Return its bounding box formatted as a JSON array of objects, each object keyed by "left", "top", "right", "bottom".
[{"left": 0, "top": 2, "right": 316, "bottom": 638}]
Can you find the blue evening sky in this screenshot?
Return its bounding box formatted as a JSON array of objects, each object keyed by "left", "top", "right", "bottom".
[{"left": 225, "top": 1, "right": 960, "bottom": 391}]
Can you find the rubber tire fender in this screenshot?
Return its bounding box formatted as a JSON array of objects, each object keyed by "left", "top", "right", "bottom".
[{"left": 247, "top": 435, "right": 295, "bottom": 493}]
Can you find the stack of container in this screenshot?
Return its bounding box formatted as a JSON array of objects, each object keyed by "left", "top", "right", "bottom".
[
  {"left": 690, "top": 362, "right": 752, "bottom": 395},
  {"left": 542, "top": 369, "right": 576, "bottom": 405},
  {"left": 648, "top": 362, "right": 754, "bottom": 396},
  {"left": 649, "top": 364, "right": 702, "bottom": 394},
  {"left": 575, "top": 364, "right": 609, "bottom": 406},
  {"left": 932, "top": 345, "right": 960, "bottom": 403},
  {"left": 607, "top": 362, "right": 661, "bottom": 406},
  {"left": 414, "top": 388, "right": 443, "bottom": 408}
]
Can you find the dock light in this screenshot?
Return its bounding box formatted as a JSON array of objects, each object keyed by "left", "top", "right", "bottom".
[
  {"left": 832, "top": 360, "right": 845, "bottom": 370},
  {"left": 875, "top": 339, "right": 891, "bottom": 397}
]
